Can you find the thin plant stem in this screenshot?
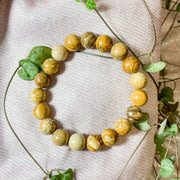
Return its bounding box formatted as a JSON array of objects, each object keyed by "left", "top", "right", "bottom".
[
  {"left": 153, "top": 165, "right": 158, "bottom": 178},
  {"left": 175, "top": 136, "right": 179, "bottom": 178},
  {"left": 77, "top": 51, "right": 113, "bottom": 59},
  {"left": 159, "top": 77, "right": 180, "bottom": 83},
  {"left": 118, "top": 125, "right": 157, "bottom": 179},
  {"left": 161, "top": 60, "right": 180, "bottom": 67},
  {"left": 3, "top": 66, "right": 47, "bottom": 175},
  {"left": 162, "top": 7, "right": 177, "bottom": 11},
  {"left": 162, "top": 0, "right": 179, "bottom": 25},
  {"left": 162, "top": 12, "right": 179, "bottom": 43},
  {"left": 174, "top": 24, "right": 180, "bottom": 28},
  {"left": 155, "top": 156, "right": 161, "bottom": 165}
]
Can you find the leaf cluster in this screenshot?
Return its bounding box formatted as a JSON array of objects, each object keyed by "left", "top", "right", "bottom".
[
  {"left": 75, "top": 0, "right": 96, "bottom": 10},
  {"left": 165, "top": 0, "right": 180, "bottom": 12},
  {"left": 50, "top": 169, "right": 73, "bottom": 180}
]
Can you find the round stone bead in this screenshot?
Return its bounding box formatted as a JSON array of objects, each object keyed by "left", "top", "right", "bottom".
[
  {"left": 130, "top": 72, "right": 147, "bottom": 89},
  {"left": 43, "top": 58, "right": 59, "bottom": 75},
  {"left": 33, "top": 103, "right": 50, "bottom": 120},
  {"left": 52, "top": 45, "right": 68, "bottom": 61},
  {"left": 69, "top": 133, "right": 85, "bottom": 151},
  {"left": 101, "top": 129, "right": 117, "bottom": 146},
  {"left": 35, "top": 72, "right": 50, "bottom": 88},
  {"left": 111, "top": 43, "right": 128, "bottom": 60},
  {"left": 40, "top": 118, "right": 56, "bottom": 135},
  {"left": 64, "top": 34, "right": 81, "bottom": 52},
  {"left": 30, "top": 88, "right": 46, "bottom": 104},
  {"left": 127, "top": 106, "right": 143, "bottom": 122},
  {"left": 114, "top": 119, "right": 132, "bottom": 135},
  {"left": 96, "top": 35, "right": 113, "bottom": 52},
  {"left": 122, "top": 56, "right": 140, "bottom": 74},
  {"left": 81, "top": 32, "right": 96, "bottom": 49},
  {"left": 87, "top": 135, "right": 102, "bottom": 152},
  {"left": 52, "top": 129, "right": 69, "bottom": 146},
  {"left": 130, "top": 90, "right": 147, "bottom": 106}
]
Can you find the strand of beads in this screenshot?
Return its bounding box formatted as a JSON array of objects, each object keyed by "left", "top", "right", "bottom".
[{"left": 29, "top": 32, "right": 148, "bottom": 152}]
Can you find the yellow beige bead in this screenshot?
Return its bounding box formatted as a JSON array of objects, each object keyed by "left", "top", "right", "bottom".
[
  {"left": 40, "top": 118, "right": 56, "bottom": 135},
  {"left": 87, "top": 135, "right": 102, "bottom": 152},
  {"left": 130, "top": 90, "right": 147, "bottom": 106},
  {"left": 96, "top": 35, "right": 113, "bottom": 52},
  {"left": 35, "top": 72, "right": 50, "bottom": 88},
  {"left": 122, "top": 56, "right": 140, "bottom": 73},
  {"left": 52, "top": 45, "right": 68, "bottom": 61},
  {"left": 64, "top": 34, "right": 81, "bottom": 52},
  {"left": 69, "top": 133, "right": 85, "bottom": 151},
  {"left": 101, "top": 129, "right": 117, "bottom": 146},
  {"left": 111, "top": 43, "right": 128, "bottom": 60},
  {"left": 52, "top": 129, "right": 69, "bottom": 146},
  {"left": 81, "top": 32, "right": 96, "bottom": 49},
  {"left": 127, "top": 106, "right": 142, "bottom": 122},
  {"left": 114, "top": 119, "right": 132, "bottom": 135},
  {"left": 43, "top": 58, "right": 59, "bottom": 75},
  {"left": 30, "top": 88, "right": 46, "bottom": 104},
  {"left": 130, "top": 72, "right": 147, "bottom": 89},
  {"left": 33, "top": 103, "right": 50, "bottom": 120}
]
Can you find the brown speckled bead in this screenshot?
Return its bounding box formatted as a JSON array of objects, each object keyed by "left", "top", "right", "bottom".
[
  {"left": 30, "top": 88, "right": 46, "bottom": 104},
  {"left": 122, "top": 56, "right": 140, "bottom": 74},
  {"left": 33, "top": 103, "right": 50, "bottom": 120},
  {"left": 64, "top": 34, "right": 81, "bottom": 52},
  {"left": 130, "top": 72, "right": 147, "bottom": 89},
  {"left": 40, "top": 118, "right": 56, "bottom": 135},
  {"left": 52, "top": 129, "right": 69, "bottom": 146},
  {"left": 111, "top": 43, "right": 128, "bottom": 60},
  {"left": 43, "top": 58, "right": 59, "bottom": 75},
  {"left": 81, "top": 32, "right": 96, "bottom": 49},
  {"left": 96, "top": 35, "right": 113, "bottom": 52},
  {"left": 101, "top": 129, "right": 117, "bottom": 146},
  {"left": 130, "top": 90, "right": 147, "bottom": 106},
  {"left": 127, "top": 106, "right": 143, "bottom": 122},
  {"left": 114, "top": 119, "right": 132, "bottom": 135},
  {"left": 87, "top": 135, "right": 102, "bottom": 152},
  {"left": 35, "top": 72, "right": 50, "bottom": 88}
]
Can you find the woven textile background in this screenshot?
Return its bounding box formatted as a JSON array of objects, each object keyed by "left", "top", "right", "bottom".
[{"left": 0, "top": 0, "right": 161, "bottom": 179}]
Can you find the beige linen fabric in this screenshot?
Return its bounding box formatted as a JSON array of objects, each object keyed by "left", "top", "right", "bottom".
[{"left": 0, "top": 0, "right": 161, "bottom": 179}]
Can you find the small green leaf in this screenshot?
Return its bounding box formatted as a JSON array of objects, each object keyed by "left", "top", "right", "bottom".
[
  {"left": 143, "top": 62, "right": 166, "bottom": 73},
  {"left": 75, "top": 0, "right": 80, "bottom": 2},
  {"left": 29, "top": 46, "right": 52, "bottom": 69},
  {"left": 159, "top": 87, "right": 174, "bottom": 104},
  {"left": 165, "top": 0, "right": 172, "bottom": 9},
  {"left": 171, "top": 178, "right": 180, "bottom": 180},
  {"left": 50, "top": 174, "right": 62, "bottom": 180},
  {"left": 158, "top": 119, "right": 167, "bottom": 135},
  {"left": 168, "top": 155, "right": 176, "bottom": 162},
  {"left": 160, "top": 158, "right": 175, "bottom": 178},
  {"left": 133, "top": 113, "right": 150, "bottom": 131},
  {"left": 168, "top": 114, "right": 180, "bottom": 127},
  {"left": 50, "top": 169, "right": 73, "bottom": 180},
  {"left": 154, "top": 131, "right": 174, "bottom": 144},
  {"left": 176, "top": 3, "right": 180, "bottom": 12},
  {"left": 18, "top": 59, "right": 39, "bottom": 81},
  {"left": 86, "top": 0, "right": 96, "bottom": 10},
  {"left": 156, "top": 144, "right": 166, "bottom": 160},
  {"left": 158, "top": 100, "right": 165, "bottom": 112},
  {"left": 165, "top": 124, "right": 178, "bottom": 135}
]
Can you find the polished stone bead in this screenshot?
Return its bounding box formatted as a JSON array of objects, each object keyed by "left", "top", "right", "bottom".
[
  {"left": 114, "top": 119, "right": 132, "bottom": 135},
  {"left": 127, "top": 106, "right": 143, "bottom": 122},
  {"left": 30, "top": 88, "right": 46, "bottom": 104},
  {"left": 33, "top": 103, "right": 50, "bottom": 120},
  {"left": 52, "top": 45, "right": 68, "bottom": 61},
  {"left": 40, "top": 118, "right": 56, "bottom": 135},
  {"left": 81, "top": 32, "right": 96, "bottom": 49},
  {"left": 130, "top": 72, "right": 147, "bottom": 89},
  {"left": 87, "top": 135, "right": 102, "bottom": 152},
  {"left": 69, "top": 133, "right": 85, "bottom": 151},
  {"left": 43, "top": 58, "right": 60, "bottom": 75},
  {"left": 101, "top": 129, "right": 117, "bottom": 146},
  {"left": 130, "top": 90, "right": 147, "bottom": 106},
  {"left": 122, "top": 56, "right": 140, "bottom": 73},
  {"left": 52, "top": 129, "right": 69, "bottom": 146},
  {"left": 96, "top": 35, "right": 113, "bottom": 52},
  {"left": 35, "top": 72, "right": 50, "bottom": 88},
  {"left": 65, "top": 34, "right": 81, "bottom": 52},
  {"left": 111, "top": 43, "right": 128, "bottom": 60}
]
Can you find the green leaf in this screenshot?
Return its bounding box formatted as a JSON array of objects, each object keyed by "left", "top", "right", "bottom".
[
  {"left": 176, "top": 3, "right": 180, "bottom": 12},
  {"left": 86, "top": 0, "right": 96, "bottom": 10},
  {"left": 168, "top": 114, "right": 180, "bottom": 127},
  {"left": 165, "top": 0, "right": 171, "bottom": 9},
  {"left": 168, "top": 155, "right": 176, "bottom": 162},
  {"left": 143, "top": 62, "right": 166, "bottom": 73},
  {"left": 160, "top": 158, "right": 175, "bottom": 178},
  {"left": 159, "top": 87, "right": 174, "bottom": 104},
  {"left": 18, "top": 59, "right": 39, "bottom": 81},
  {"left": 156, "top": 144, "right": 166, "bottom": 160},
  {"left": 29, "top": 46, "right": 52, "bottom": 69},
  {"left": 50, "top": 169, "right": 73, "bottom": 180},
  {"left": 75, "top": 0, "right": 80, "bottom": 2},
  {"left": 165, "top": 124, "right": 178, "bottom": 135},
  {"left": 154, "top": 131, "right": 174, "bottom": 144},
  {"left": 133, "top": 113, "right": 150, "bottom": 131},
  {"left": 158, "top": 100, "right": 165, "bottom": 112},
  {"left": 171, "top": 178, "right": 180, "bottom": 180},
  {"left": 158, "top": 119, "right": 167, "bottom": 135}
]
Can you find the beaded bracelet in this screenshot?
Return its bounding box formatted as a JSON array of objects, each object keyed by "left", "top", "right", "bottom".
[{"left": 21, "top": 32, "right": 148, "bottom": 152}]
